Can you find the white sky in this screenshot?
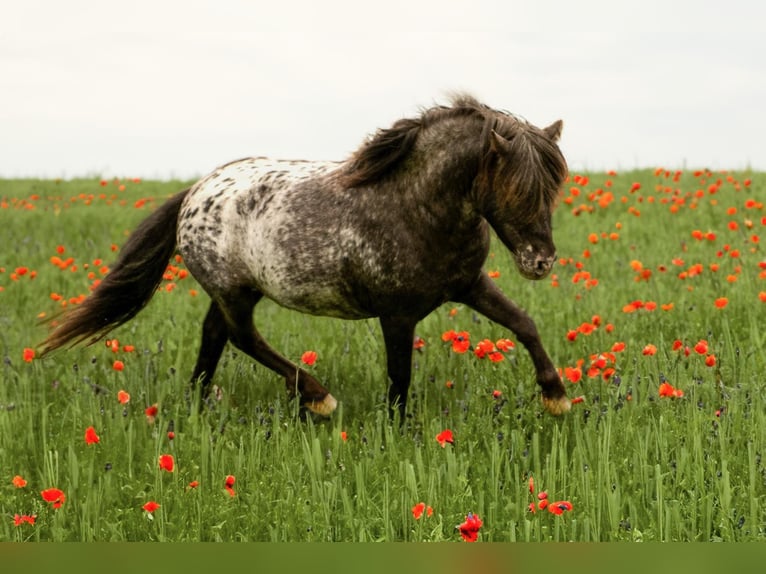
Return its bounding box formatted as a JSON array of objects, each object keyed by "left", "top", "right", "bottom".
[{"left": 2, "top": 0, "right": 764, "bottom": 179}]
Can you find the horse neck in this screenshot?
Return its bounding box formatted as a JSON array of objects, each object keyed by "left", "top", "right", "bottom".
[{"left": 400, "top": 116, "right": 486, "bottom": 217}]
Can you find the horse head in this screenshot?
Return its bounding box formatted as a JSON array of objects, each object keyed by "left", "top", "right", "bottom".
[{"left": 478, "top": 117, "right": 566, "bottom": 280}]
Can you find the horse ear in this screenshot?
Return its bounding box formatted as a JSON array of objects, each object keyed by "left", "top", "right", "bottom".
[
  {"left": 544, "top": 120, "right": 563, "bottom": 142},
  {"left": 489, "top": 130, "right": 512, "bottom": 154}
]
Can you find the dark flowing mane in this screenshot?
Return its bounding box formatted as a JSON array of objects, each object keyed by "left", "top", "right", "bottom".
[
  {"left": 340, "top": 95, "right": 567, "bottom": 223},
  {"left": 341, "top": 94, "right": 487, "bottom": 188}
]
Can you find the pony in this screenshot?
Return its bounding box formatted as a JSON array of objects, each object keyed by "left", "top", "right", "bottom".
[{"left": 41, "top": 94, "right": 571, "bottom": 419}]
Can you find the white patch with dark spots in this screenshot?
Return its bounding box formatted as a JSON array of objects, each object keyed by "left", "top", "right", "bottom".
[{"left": 177, "top": 157, "right": 370, "bottom": 318}]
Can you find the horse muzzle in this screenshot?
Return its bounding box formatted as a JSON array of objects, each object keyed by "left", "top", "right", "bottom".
[{"left": 514, "top": 251, "right": 556, "bottom": 280}]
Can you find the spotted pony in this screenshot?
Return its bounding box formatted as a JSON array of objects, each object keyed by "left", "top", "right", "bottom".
[{"left": 41, "top": 94, "right": 570, "bottom": 419}]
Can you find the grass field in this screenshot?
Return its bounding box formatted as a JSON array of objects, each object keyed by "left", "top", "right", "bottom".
[{"left": 1, "top": 168, "right": 764, "bottom": 541}]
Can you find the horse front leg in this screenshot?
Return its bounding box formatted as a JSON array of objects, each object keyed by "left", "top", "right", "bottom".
[
  {"left": 379, "top": 316, "right": 418, "bottom": 421},
  {"left": 457, "top": 274, "right": 570, "bottom": 415}
]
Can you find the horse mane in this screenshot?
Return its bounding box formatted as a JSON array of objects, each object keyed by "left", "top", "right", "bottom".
[
  {"left": 340, "top": 95, "right": 567, "bottom": 220},
  {"left": 340, "top": 94, "right": 488, "bottom": 188}
]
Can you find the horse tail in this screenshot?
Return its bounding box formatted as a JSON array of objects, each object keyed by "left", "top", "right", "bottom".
[{"left": 40, "top": 189, "right": 190, "bottom": 354}]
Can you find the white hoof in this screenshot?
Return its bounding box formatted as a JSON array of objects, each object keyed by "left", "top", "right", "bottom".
[
  {"left": 305, "top": 393, "right": 337, "bottom": 416},
  {"left": 542, "top": 394, "right": 571, "bottom": 416}
]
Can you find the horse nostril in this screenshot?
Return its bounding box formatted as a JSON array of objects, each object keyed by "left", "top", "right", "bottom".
[{"left": 535, "top": 256, "right": 554, "bottom": 275}]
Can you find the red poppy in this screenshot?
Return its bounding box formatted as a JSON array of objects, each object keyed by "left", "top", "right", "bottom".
[
  {"left": 117, "top": 389, "right": 131, "bottom": 404},
  {"left": 412, "top": 336, "right": 426, "bottom": 350},
  {"left": 492, "top": 390, "right": 502, "bottom": 399},
  {"left": 112, "top": 360, "right": 125, "bottom": 371},
  {"left": 340, "top": 431, "right": 348, "bottom": 442},
  {"left": 458, "top": 513, "right": 483, "bottom": 542},
  {"left": 412, "top": 502, "right": 427, "bottom": 520},
  {"left": 84, "top": 426, "right": 100, "bottom": 445},
  {"left": 145, "top": 404, "right": 158, "bottom": 423},
  {"left": 225, "top": 475, "right": 236, "bottom": 497},
  {"left": 188, "top": 480, "right": 200, "bottom": 489},
  {"left": 528, "top": 476, "right": 534, "bottom": 494},
  {"left": 495, "top": 338, "right": 515, "bottom": 352},
  {"left": 571, "top": 396, "right": 585, "bottom": 405},
  {"left": 548, "top": 501, "right": 574, "bottom": 515},
  {"left": 642, "top": 344, "right": 657, "bottom": 356},
  {"left": 41, "top": 488, "right": 66, "bottom": 508},
  {"left": 705, "top": 354, "right": 717, "bottom": 367},
  {"left": 564, "top": 366, "right": 582, "bottom": 384},
  {"left": 435, "top": 429, "right": 454, "bottom": 448},
  {"left": 22, "top": 347, "right": 35, "bottom": 363},
  {"left": 142, "top": 501, "right": 160, "bottom": 513},
  {"left": 659, "top": 382, "right": 684, "bottom": 398},
  {"left": 158, "top": 454, "right": 174, "bottom": 472},
  {"left": 442, "top": 330, "right": 471, "bottom": 353},
  {"left": 694, "top": 340, "right": 709, "bottom": 355},
  {"left": 12, "top": 475, "right": 27, "bottom": 488},
  {"left": 714, "top": 297, "right": 729, "bottom": 309},
  {"left": 487, "top": 351, "right": 504, "bottom": 363},
  {"left": 301, "top": 351, "right": 317, "bottom": 366},
  {"left": 14, "top": 514, "right": 36, "bottom": 527},
  {"left": 473, "top": 339, "right": 495, "bottom": 359}
]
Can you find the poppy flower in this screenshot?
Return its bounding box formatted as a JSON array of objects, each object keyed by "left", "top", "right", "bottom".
[
  {"left": 492, "top": 390, "right": 502, "bottom": 399},
  {"left": 22, "top": 348, "right": 35, "bottom": 363},
  {"left": 12, "top": 475, "right": 27, "bottom": 488},
  {"left": 705, "top": 354, "right": 717, "bottom": 367},
  {"left": 412, "top": 502, "right": 433, "bottom": 520},
  {"left": 487, "top": 351, "right": 504, "bottom": 363},
  {"left": 714, "top": 297, "right": 729, "bottom": 309},
  {"left": 84, "top": 426, "right": 100, "bottom": 445},
  {"left": 564, "top": 366, "right": 582, "bottom": 384},
  {"left": 142, "top": 501, "right": 160, "bottom": 513},
  {"left": 659, "top": 382, "right": 684, "bottom": 398},
  {"left": 112, "top": 360, "right": 125, "bottom": 371},
  {"left": 528, "top": 476, "right": 535, "bottom": 494},
  {"left": 117, "top": 390, "right": 130, "bottom": 404},
  {"left": 441, "top": 330, "right": 471, "bottom": 353},
  {"left": 694, "top": 340, "right": 709, "bottom": 355},
  {"left": 436, "top": 429, "right": 454, "bottom": 448},
  {"left": 14, "top": 514, "right": 36, "bottom": 527},
  {"left": 41, "top": 488, "right": 66, "bottom": 508},
  {"left": 412, "top": 336, "right": 426, "bottom": 350},
  {"left": 495, "top": 338, "right": 515, "bottom": 352},
  {"left": 548, "top": 501, "right": 574, "bottom": 515},
  {"left": 225, "top": 475, "right": 236, "bottom": 497},
  {"left": 188, "top": 480, "right": 200, "bottom": 489},
  {"left": 457, "top": 513, "right": 483, "bottom": 542},
  {"left": 473, "top": 339, "right": 495, "bottom": 359},
  {"left": 642, "top": 344, "right": 657, "bottom": 356},
  {"left": 158, "top": 454, "right": 174, "bottom": 472},
  {"left": 301, "top": 351, "right": 317, "bottom": 366},
  {"left": 145, "top": 404, "right": 158, "bottom": 423},
  {"left": 340, "top": 431, "right": 348, "bottom": 442}
]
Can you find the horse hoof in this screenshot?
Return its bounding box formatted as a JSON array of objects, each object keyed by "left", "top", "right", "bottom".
[
  {"left": 542, "top": 394, "right": 571, "bottom": 416},
  {"left": 305, "top": 393, "right": 337, "bottom": 416}
]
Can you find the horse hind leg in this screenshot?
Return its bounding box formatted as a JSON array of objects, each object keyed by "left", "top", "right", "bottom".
[
  {"left": 216, "top": 288, "right": 337, "bottom": 416},
  {"left": 189, "top": 300, "right": 230, "bottom": 407}
]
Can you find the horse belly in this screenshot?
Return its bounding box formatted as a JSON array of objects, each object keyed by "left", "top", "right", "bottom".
[{"left": 245, "top": 232, "right": 371, "bottom": 319}]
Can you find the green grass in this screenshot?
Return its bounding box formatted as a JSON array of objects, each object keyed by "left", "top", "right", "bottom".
[{"left": 1, "top": 169, "right": 765, "bottom": 541}]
